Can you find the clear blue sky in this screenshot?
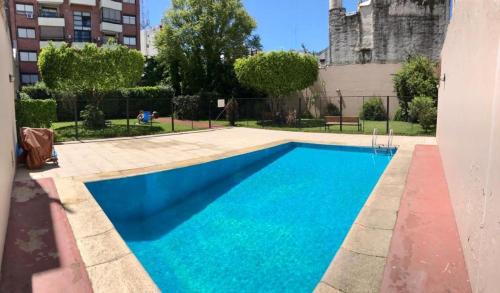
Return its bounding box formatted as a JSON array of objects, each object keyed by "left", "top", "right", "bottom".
[{"left": 145, "top": 0, "right": 358, "bottom": 52}]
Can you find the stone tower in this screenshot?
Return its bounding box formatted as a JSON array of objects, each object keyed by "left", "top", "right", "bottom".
[
  {"left": 329, "top": 0, "right": 343, "bottom": 9},
  {"left": 328, "top": 0, "right": 450, "bottom": 65}
]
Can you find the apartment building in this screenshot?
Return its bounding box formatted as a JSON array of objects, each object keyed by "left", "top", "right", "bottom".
[
  {"left": 140, "top": 25, "right": 159, "bottom": 57},
  {"left": 7, "top": 0, "right": 140, "bottom": 85}
]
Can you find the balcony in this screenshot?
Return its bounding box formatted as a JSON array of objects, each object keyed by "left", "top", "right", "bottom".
[
  {"left": 38, "top": 16, "right": 65, "bottom": 27},
  {"left": 101, "top": 0, "right": 122, "bottom": 11},
  {"left": 69, "top": 0, "right": 96, "bottom": 5},
  {"left": 40, "top": 41, "right": 65, "bottom": 49},
  {"left": 72, "top": 42, "right": 91, "bottom": 49},
  {"left": 37, "top": 0, "right": 64, "bottom": 4},
  {"left": 100, "top": 22, "right": 122, "bottom": 33}
]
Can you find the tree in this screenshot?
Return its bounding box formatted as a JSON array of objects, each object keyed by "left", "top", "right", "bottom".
[
  {"left": 246, "top": 34, "right": 263, "bottom": 55},
  {"left": 155, "top": 0, "right": 258, "bottom": 96},
  {"left": 140, "top": 56, "right": 167, "bottom": 86},
  {"left": 38, "top": 42, "right": 144, "bottom": 128},
  {"left": 234, "top": 51, "right": 318, "bottom": 115},
  {"left": 393, "top": 55, "right": 438, "bottom": 120}
]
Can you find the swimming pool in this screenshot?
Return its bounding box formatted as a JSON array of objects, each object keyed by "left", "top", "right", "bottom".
[{"left": 86, "top": 142, "right": 394, "bottom": 292}]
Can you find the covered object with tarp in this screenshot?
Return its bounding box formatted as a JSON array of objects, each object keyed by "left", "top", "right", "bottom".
[{"left": 20, "top": 127, "right": 57, "bottom": 169}]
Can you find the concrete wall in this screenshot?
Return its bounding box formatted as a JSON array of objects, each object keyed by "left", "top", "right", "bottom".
[
  {"left": 0, "top": 0, "right": 17, "bottom": 276},
  {"left": 436, "top": 0, "right": 500, "bottom": 292},
  {"left": 329, "top": 0, "right": 449, "bottom": 64},
  {"left": 301, "top": 63, "right": 401, "bottom": 118}
]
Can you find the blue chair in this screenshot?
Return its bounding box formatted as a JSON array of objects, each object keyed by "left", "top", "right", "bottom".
[{"left": 142, "top": 111, "right": 151, "bottom": 123}]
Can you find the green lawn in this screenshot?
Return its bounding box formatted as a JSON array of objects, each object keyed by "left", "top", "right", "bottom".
[
  {"left": 232, "top": 119, "right": 434, "bottom": 136},
  {"left": 52, "top": 119, "right": 197, "bottom": 142},
  {"left": 52, "top": 118, "right": 433, "bottom": 142}
]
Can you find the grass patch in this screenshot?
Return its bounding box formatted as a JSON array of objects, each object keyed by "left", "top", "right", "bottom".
[
  {"left": 232, "top": 119, "right": 434, "bottom": 136},
  {"left": 52, "top": 119, "right": 196, "bottom": 142},
  {"left": 51, "top": 118, "right": 433, "bottom": 142}
]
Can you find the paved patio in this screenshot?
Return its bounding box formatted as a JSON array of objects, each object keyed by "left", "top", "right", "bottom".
[
  {"left": 15, "top": 127, "right": 436, "bottom": 181},
  {"left": 9, "top": 127, "right": 441, "bottom": 292}
]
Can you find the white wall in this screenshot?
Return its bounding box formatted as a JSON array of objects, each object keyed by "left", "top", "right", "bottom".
[
  {"left": 0, "top": 1, "right": 17, "bottom": 275},
  {"left": 304, "top": 63, "right": 402, "bottom": 118},
  {"left": 140, "top": 27, "right": 159, "bottom": 57},
  {"left": 436, "top": 0, "right": 500, "bottom": 292}
]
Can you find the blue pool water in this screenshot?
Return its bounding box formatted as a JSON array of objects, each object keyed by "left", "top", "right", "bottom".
[{"left": 86, "top": 143, "right": 394, "bottom": 292}]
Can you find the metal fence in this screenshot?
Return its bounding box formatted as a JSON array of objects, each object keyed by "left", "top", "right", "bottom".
[
  {"left": 215, "top": 96, "right": 407, "bottom": 135},
  {"left": 52, "top": 95, "right": 213, "bottom": 141},
  {"left": 52, "top": 94, "right": 417, "bottom": 142}
]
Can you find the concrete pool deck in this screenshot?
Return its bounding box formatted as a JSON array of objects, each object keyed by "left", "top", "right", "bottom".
[{"left": 9, "top": 127, "right": 439, "bottom": 292}]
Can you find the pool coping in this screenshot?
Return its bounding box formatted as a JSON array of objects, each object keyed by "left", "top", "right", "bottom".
[{"left": 53, "top": 139, "right": 413, "bottom": 292}]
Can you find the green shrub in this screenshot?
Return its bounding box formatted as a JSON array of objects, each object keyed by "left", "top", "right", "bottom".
[
  {"left": 15, "top": 97, "right": 57, "bottom": 128},
  {"left": 173, "top": 95, "right": 200, "bottom": 119},
  {"left": 360, "top": 98, "right": 387, "bottom": 121},
  {"left": 394, "top": 108, "right": 405, "bottom": 121},
  {"left": 80, "top": 105, "right": 106, "bottom": 129},
  {"left": 409, "top": 96, "right": 437, "bottom": 132},
  {"left": 20, "top": 86, "right": 174, "bottom": 121},
  {"left": 409, "top": 96, "right": 434, "bottom": 121},
  {"left": 21, "top": 82, "right": 52, "bottom": 99},
  {"left": 393, "top": 55, "right": 438, "bottom": 120},
  {"left": 418, "top": 106, "right": 437, "bottom": 132},
  {"left": 326, "top": 102, "right": 340, "bottom": 116}
]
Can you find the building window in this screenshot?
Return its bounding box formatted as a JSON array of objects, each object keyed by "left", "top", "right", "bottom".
[
  {"left": 123, "top": 36, "right": 136, "bottom": 46},
  {"left": 17, "top": 27, "right": 35, "bottom": 38},
  {"left": 102, "top": 8, "right": 121, "bottom": 24},
  {"left": 102, "top": 34, "right": 117, "bottom": 44},
  {"left": 39, "top": 6, "right": 58, "bottom": 18},
  {"left": 74, "top": 11, "right": 91, "bottom": 42},
  {"left": 123, "top": 0, "right": 135, "bottom": 4},
  {"left": 21, "top": 74, "right": 38, "bottom": 85},
  {"left": 19, "top": 51, "right": 37, "bottom": 62},
  {"left": 15, "top": 3, "right": 34, "bottom": 16},
  {"left": 123, "top": 15, "right": 136, "bottom": 25},
  {"left": 74, "top": 30, "right": 91, "bottom": 42},
  {"left": 40, "top": 26, "right": 64, "bottom": 41}
]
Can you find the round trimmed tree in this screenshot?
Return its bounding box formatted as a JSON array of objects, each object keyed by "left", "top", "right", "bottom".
[
  {"left": 234, "top": 51, "right": 318, "bottom": 115},
  {"left": 38, "top": 42, "right": 144, "bottom": 128}
]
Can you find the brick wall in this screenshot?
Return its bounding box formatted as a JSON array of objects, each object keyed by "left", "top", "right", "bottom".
[{"left": 7, "top": 0, "right": 141, "bottom": 82}]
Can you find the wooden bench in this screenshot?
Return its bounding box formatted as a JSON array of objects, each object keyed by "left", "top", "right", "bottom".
[{"left": 324, "top": 116, "right": 362, "bottom": 131}]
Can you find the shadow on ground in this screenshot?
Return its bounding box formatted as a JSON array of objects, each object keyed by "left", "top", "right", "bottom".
[{"left": 0, "top": 178, "right": 92, "bottom": 293}]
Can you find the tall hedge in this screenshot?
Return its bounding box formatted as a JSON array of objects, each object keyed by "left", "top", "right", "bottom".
[
  {"left": 173, "top": 95, "right": 200, "bottom": 120},
  {"left": 21, "top": 85, "right": 174, "bottom": 121},
  {"left": 15, "top": 95, "right": 57, "bottom": 128}
]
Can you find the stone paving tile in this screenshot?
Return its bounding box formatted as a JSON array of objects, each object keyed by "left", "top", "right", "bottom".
[
  {"left": 355, "top": 207, "right": 398, "bottom": 230},
  {"left": 64, "top": 205, "right": 114, "bottom": 239},
  {"left": 314, "top": 282, "right": 343, "bottom": 293},
  {"left": 370, "top": 183, "right": 406, "bottom": 198},
  {"left": 342, "top": 224, "right": 393, "bottom": 257},
  {"left": 365, "top": 194, "right": 402, "bottom": 212},
  {"left": 86, "top": 254, "right": 159, "bottom": 293},
  {"left": 77, "top": 229, "right": 131, "bottom": 267},
  {"left": 321, "top": 248, "right": 386, "bottom": 293}
]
